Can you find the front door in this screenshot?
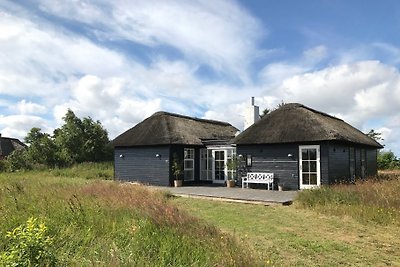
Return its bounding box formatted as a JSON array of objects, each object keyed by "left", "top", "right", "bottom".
[
  {"left": 299, "top": 145, "right": 321, "bottom": 189},
  {"left": 212, "top": 150, "right": 226, "bottom": 183}
]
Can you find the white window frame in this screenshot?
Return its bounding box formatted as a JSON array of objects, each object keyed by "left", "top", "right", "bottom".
[
  {"left": 299, "top": 145, "right": 321, "bottom": 189},
  {"left": 212, "top": 150, "right": 226, "bottom": 183},
  {"left": 184, "top": 148, "right": 195, "bottom": 181},
  {"left": 200, "top": 148, "right": 212, "bottom": 180}
]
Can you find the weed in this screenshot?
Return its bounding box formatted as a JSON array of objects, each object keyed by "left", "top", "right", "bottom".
[
  {"left": 0, "top": 217, "right": 57, "bottom": 266},
  {"left": 296, "top": 171, "right": 400, "bottom": 225}
]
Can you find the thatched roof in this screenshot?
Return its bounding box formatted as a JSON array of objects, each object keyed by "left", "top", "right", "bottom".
[
  {"left": 234, "top": 103, "right": 383, "bottom": 148},
  {"left": 112, "top": 111, "right": 238, "bottom": 147},
  {"left": 0, "top": 136, "right": 26, "bottom": 157}
]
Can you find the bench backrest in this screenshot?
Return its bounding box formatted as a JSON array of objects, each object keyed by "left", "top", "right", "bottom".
[{"left": 246, "top": 172, "right": 274, "bottom": 181}]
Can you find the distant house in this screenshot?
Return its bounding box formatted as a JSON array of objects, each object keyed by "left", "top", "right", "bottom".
[
  {"left": 0, "top": 134, "right": 26, "bottom": 159},
  {"left": 234, "top": 103, "right": 383, "bottom": 190},
  {"left": 112, "top": 112, "right": 238, "bottom": 186},
  {"left": 113, "top": 102, "right": 382, "bottom": 189}
]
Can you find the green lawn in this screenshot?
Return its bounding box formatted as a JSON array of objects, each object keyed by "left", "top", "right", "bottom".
[{"left": 174, "top": 197, "right": 400, "bottom": 266}]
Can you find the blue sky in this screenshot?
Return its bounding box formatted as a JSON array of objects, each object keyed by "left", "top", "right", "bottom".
[{"left": 0, "top": 0, "right": 399, "bottom": 155}]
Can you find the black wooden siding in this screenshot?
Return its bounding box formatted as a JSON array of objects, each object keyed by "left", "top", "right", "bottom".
[
  {"left": 325, "top": 142, "right": 378, "bottom": 182},
  {"left": 237, "top": 144, "right": 300, "bottom": 190},
  {"left": 114, "top": 146, "right": 171, "bottom": 186},
  {"left": 237, "top": 142, "right": 380, "bottom": 190},
  {"left": 327, "top": 143, "right": 350, "bottom": 183},
  {"left": 366, "top": 148, "right": 378, "bottom": 176},
  {"left": 320, "top": 143, "right": 329, "bottom": 185}
]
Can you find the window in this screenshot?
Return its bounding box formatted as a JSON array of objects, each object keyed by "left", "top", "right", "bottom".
[
  {"left": 226, "top": 149, "right": 237, "bottom": 180},
  {"left": 200, "top": 149, "right": 212, "bottom": 180},
  {"left": 214, "top": 151, "right": 225, "bottom": 181},
  {"left": 299, "top": 145, "right": 320, "bottom": 189},
  {"left": 246, "top": 154, "right": 252, "bottom": 167},
  {"left": 184, "top": 148, "right": 195, "bottom": 180}
]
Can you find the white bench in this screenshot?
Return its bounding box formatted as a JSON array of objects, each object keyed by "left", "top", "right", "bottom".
[{"left": 242, "top": 172, "right": 274, "bottom": 190}]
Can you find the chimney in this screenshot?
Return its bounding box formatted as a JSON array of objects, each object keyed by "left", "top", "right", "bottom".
[{"left": 244, "top": 97, "right": 260, "bottom": 130}]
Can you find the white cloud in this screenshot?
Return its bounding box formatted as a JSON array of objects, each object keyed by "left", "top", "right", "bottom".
[
  {"left": 38, "top": 0, "right": 264, "bottom": 81},
  {"left": 12, "top": 100, "right": 47, "bottom": 115},
  {"left": 269, "top": 61, "right": 400, "bottom": 125},
  {"left": 0, "top": 115, "right": 50, "bottom": 139},
  {"left": 0, "top": 10, "right": 132, "bottom": 98}
]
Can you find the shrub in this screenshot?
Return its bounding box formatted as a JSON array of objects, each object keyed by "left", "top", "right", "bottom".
[
  {"left": 0, "top": 159, "right": 10, "bottom": 172},
  {"left": 6, "top": 149, "right": 32, "bottom": 172},
  {"left": 0, "top": 217, "right": 56, "bottom": 266}
]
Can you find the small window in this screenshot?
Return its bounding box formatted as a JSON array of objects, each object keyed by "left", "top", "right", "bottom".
[
  {"left": 184, "top": 148, "right": 195, "bottom": 180},
  {"left": 246, "top": 154, "right": 252, "bottom": 167}
]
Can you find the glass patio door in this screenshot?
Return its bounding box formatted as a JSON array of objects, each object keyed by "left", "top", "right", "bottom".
[
  {"left": 299, "top": 145, "right": 321, "bottom": 189},
  {"left": 212, "top": 150, "right": 226, "bottom": 183}
]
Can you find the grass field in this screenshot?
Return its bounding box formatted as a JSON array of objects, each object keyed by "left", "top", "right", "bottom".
[
  {"left": 1, "top": 165, "right": 399, "bottom": 266},
  {"left": 175, "top": 197, "right": 400, "bottom": 266},
  {"left": 0, "top": 165, "right": 255, "bottom": 266},
  {"left": 174, "top": 170, "right": 400, "bottom": 266}
]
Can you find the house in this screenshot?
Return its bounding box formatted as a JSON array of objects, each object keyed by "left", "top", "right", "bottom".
[
  {"left": 112, "top": 112, "right": 238, "bottom": 186},
  {"left": 113, "top": 102, "right": 382, "bottom": 189},
  {"left": 234, "top": 103, "right": 383, "bottom": 190},
  {"left": 0, "top": 134, "right": 26, "bottom": 159}
]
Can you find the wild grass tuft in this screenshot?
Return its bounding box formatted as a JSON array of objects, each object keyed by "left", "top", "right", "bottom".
[
  {"left": 50, "top": 161, "right": 114, "bottom": 180},
  {"left": 0, "top": 169, "right": 255, "bottom": 266},
  {"left": 296, "top": 170, "right": 400, "bottom": 225}
]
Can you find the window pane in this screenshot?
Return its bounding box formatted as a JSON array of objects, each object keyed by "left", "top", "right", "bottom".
[
  {"left": 207, "top": 158, "right": 213, "bottom": 171},
  {"left": 309, "top": 149, "right": 317, "bottom": 160},
  {"left": 184, "top": 170, "right": 193, "bottom": 180},
  {"left": 302, "top": 173, "right": 310, "bottom": 185},
  {"left": 309, "top": 174, "right": 317, "bottom": 185},
  {"left": 184, "top": 148, "right": 194, "bottom": 159},
  {"left": 302, "top": 149, "right": 309, "bottom": 160},
  {"left": 302, "top": 161, "right": 309, "bottom": 172},
  {"left": 207, "top": 170, "right": 212, "bottom": 179},
  {"left": 310, "top": 161, "right": 317, "bottom": 172},
  {"left": 184, "top": 160, "right": 193, "bottom": 169},
  {"left": 201, "top": 159, "right": 207, "bottom": 170},
  {"left": 217, "top": 161, "right": 224, "bottom": 169},
  {"left": 200, "top": 149, "right": 207, "bottom": 158}
]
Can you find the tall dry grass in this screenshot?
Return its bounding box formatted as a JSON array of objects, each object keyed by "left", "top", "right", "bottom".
[
  {"left": 296, "top": 171, "right": 400, "bottom": 225},
  {"left": 0, "top": 173, "right": 256, "bottom": 266}
]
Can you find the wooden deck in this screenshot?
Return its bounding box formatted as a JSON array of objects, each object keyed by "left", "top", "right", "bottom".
[{"left": 156, "top": 186, "right": 298, "bottom": 205}]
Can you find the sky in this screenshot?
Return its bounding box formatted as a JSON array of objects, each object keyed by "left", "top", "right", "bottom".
[{"left": 0, "top": 0, "right": 399, "bottom": 155}]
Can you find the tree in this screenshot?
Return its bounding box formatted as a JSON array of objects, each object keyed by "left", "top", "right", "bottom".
[
  {"left": 366, "top": 129, "right": 384, "bottom": 142},
  {"left": 276, "top": 100, "right": 286, "bottom": 109},
  {"left": 6, "top": 149, "right": 32, "bottom": 171},
  {"left": 377, "top": 150, "right": 399, "bottom": 170},
  {"left": 25, "top": 128, "right": 57, "bottom": 167},
  {"left": 260, "top": 108, "right": 270, "bottom": 118},
  {"left": 54, "top": 110, "right": 85, "bottom": 165},
  {"left": 53, "top": 109, "right": 111, "bottom": 165},
  {"left": 81, "top": 117, "right": 112, "bottom": 161}
]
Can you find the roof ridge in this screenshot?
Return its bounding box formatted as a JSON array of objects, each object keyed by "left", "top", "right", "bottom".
[
  {"left": 281, "top": 103, "right": 343, "bottom": 122},
  {"left": 152, "top": 111, "right": 232, "bottom": 126}
]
